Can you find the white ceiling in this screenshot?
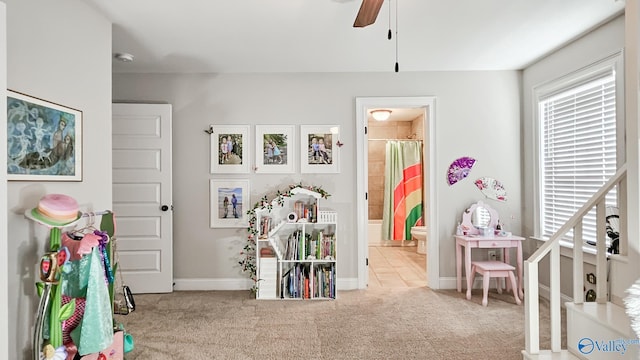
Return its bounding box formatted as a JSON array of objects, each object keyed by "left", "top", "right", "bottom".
[{"left": 84, "top": 0, "right": 625, "bottom": 74}]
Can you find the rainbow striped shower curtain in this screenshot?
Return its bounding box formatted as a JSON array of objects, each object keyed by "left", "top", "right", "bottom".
[{"left": 382, "top": 140, "right": 423, "bottom": 241}]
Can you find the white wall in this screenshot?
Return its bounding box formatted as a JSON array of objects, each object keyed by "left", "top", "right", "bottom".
[
  {"left": 0, "top": 2, "right": 8, "bottom": 359},
  {"left": 5, "top": 0, "right": 112, "bottom": 358},
  {"left": 113, "top": 70, "right": 522, "bottom": 289},
  {"left": 522, "top": 16, "right": 630, "bottom": 300}
]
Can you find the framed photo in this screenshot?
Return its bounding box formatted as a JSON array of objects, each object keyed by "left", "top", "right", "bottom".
[
  {"left": 210, "top": 179, "right": 250, "bottom": 228},
  {"left": 7, "top": 90, "right": 82, "bottom": 181},
  {"left": 300, "top": 125, "right": 340, "bottom": 173},
  {"left": 210, "top": 125, "right": 250, "bottom": 174},
  {"left": 255, "top": 125, "right": 295, "bottom": 173}
]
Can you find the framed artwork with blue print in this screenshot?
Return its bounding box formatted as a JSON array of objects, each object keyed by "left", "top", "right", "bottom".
[{"left": 7, "top": 90, "right": 82, "bottom": 181}]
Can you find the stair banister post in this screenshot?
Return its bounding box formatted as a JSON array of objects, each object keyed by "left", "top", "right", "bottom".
[
  {"left": 550, "top": 241, "right": 562, "bottom": 352},
  {"left": 596, "top": 200, "right": 607, "bottom": 303},
  {"left": 573, "top": 221, "right": 584, "bottom": 304},
  {"left": 524, "top": 260, "right": 540, "bottom": 354}
]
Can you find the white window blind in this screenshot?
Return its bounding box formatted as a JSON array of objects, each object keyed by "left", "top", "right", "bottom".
[{"left": 539, "top": 71, "right": 617, "bottom": 245}]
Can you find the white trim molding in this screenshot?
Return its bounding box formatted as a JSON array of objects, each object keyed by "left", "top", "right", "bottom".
[{"left": 355, "top": 96, "right": 439, "bottom": 289}]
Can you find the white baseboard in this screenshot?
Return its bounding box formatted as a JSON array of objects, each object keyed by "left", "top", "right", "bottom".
[
  {"left": 538, "top": 284, "right": 574, "bottom": 307},
  {"left": 173, "top": 278, "right": 253, "bottom": 291},
  {"left": 173, "top": 277, "right": 360, "bottom": 292},
  {"left": 338, "top": 277, "right": 359, "bottom": 290},
  {"left": 439, "top": 277, "right": 458, "bottom": 289},
  {"left": 439, "top": 276, "right": 514, "bottom": 290},
  {"left": 441, "top": 277, "right": 576, "bottom": 307}
]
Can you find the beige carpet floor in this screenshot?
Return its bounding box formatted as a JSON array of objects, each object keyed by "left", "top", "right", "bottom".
[{"left": 116, "top": 287, "right": 564, "bottom": 360}]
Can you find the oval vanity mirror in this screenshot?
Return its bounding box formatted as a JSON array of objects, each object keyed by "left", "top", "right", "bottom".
[
  {"left": 460, "top": 201, "right": 499, "bottom": 235},
  {"left": 471, "top": 206, "right": 491, "bottom": 229}
]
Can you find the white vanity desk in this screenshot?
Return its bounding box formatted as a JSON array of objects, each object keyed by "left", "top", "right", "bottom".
[{"left": 454, "top": 201, "right": 525, "bottom": 301}]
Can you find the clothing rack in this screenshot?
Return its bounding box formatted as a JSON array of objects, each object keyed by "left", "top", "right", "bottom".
[
  {"left": 28, "top": 209, "right": 116, "bottom": 360},
  {"left": 24, "top": 209, "right": 112, "bottom": 229},
  {"left": 80, "top": 210, "right": 112, "bottom": 217}
]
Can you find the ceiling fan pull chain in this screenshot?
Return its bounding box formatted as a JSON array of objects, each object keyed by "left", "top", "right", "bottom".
[
  {"left": 395, "top": 0, "right": 399, "bottom": 72},
  {"left": 388, "top": 0, "right": 392, "bottom": 40}
]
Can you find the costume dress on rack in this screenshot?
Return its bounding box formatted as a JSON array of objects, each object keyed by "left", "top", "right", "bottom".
[{"left": 60, "top": 245, "right": 113, "bottom": 355}]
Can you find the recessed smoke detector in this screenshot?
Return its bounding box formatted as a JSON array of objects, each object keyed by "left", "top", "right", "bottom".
[{"left": 114, "top": 53, "right": 134, "bottom": 62}]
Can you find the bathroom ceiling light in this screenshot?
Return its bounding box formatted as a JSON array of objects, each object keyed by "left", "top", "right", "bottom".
[
  {"left": 371, "top": 109, "right": 392, "bottom": 121},
  {"left": 114, "top": 53, "right": 135, "bottom": 62}
]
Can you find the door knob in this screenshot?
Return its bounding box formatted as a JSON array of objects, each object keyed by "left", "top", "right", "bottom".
[{"left": 161, "top": 205, "right": 169, "bottom": 211}]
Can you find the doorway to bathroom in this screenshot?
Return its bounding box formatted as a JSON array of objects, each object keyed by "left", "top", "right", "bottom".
[
  {"left": 367, "top": 110, "right": 425, "bottom": 289},
  {"left": 355, "top": 97, "right": 439, "bottom": 290}
]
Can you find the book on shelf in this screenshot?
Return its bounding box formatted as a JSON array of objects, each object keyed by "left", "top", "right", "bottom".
[
  {"left": 260, "top": 216, "right": 272, "bottom": 236},
  {"left": 304, "top": 278, "right": 309, "bottom": 299}
]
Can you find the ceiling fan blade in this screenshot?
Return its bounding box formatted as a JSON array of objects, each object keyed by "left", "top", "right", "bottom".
[{"left": 353, "top": 0, "right": 384, "bottom": 28}]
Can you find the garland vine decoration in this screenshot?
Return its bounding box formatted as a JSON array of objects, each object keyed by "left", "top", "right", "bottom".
[{"left": 238, "top": 182, "right": 331, "bottom": 292}]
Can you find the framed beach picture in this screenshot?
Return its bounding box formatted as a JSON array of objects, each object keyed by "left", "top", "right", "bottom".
[
  {"left": 255, "top": 125, "right": 295, "bottom": 173},
  {"left": 210, "top": 179, "right": 250, "bottom": 228},
  {"left": 7, "top": 90, "right": 82, "bottom": 181},
  {"left": 300, "top": 125, "right": 340, "bottom": 174},
  {"left": 210, "top": 125, "right": 250, "bottom": 174}
]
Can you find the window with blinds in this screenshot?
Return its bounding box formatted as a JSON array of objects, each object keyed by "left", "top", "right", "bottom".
[{"left": 538, "top": 71, "right": 617, "bottom": 245}]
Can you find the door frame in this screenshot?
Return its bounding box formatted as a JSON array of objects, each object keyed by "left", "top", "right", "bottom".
[{"left": 355, "top": 96, "right": 439, "bottom": 289}]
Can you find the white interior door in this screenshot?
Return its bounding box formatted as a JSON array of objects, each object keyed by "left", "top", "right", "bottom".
[{"left": 112, "top": 103, "right": 173, "bottom": 293}]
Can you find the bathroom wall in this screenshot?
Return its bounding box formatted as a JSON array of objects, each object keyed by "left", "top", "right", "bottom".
[{"left": 367, "top": 114, "right": 424, "bottom": 220}]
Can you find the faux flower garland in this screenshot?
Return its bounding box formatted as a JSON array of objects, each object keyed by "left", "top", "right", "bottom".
[{"left": 238, "top": 182, "right": 331, "bottom": 291}]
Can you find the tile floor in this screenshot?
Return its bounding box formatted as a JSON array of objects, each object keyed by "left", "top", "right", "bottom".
[{"left": 368, "top": 245, "right": 427, "bottom": 288}]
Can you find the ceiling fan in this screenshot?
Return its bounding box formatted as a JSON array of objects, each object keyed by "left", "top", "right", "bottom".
[
  {"left": 353, "top": 0, "right": 384, "bottom": 28},
  {"left": 353, "top": 0, "right": 400, "bottom": 72}
]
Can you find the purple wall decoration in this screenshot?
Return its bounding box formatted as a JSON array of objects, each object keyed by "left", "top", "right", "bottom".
[{"left": 447, "top": 156, "right": 476, "bottom": 186}]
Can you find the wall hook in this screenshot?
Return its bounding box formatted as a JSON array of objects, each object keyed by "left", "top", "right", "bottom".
[
  {"left": 336, "top": 140, "right": 344, "bottom": 147},
  {"left": 204, "top": 126, "right": 214, "bottom": 134}
]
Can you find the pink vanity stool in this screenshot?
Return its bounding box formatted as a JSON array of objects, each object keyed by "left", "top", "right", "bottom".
[{"left": 470, "top": 260, "right": 521, "bottom": 306}]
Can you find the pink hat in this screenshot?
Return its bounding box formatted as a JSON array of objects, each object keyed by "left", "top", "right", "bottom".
[{"left": 27, "top": 194, "right": 82, "bottom": 227}]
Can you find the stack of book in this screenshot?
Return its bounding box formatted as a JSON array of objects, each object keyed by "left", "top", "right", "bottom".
[
  {"left": 280, "top": 263, "right": 335, "bottom": 299},
  {"left": 305, "top": 231, "right": 335, "bottom": 259},
  {"left": 293, "top": 200, "right": 318, "bottom": 223}
]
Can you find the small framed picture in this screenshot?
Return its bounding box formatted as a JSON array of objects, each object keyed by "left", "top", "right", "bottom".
[
  {"left": 255, "top": 125, "right": 295, "bottom": 173},
  {"left": 210, "top": 125, "right": 250, "bottom": 174},
  {"left": 210, "top": 179, "right": 250, "bottom": 228},
  {"left": 7, "top": 90, "right": 83, "bottom": 181},
  {"left": 300, "top": 125, "right": 340, "bottom": 173}
]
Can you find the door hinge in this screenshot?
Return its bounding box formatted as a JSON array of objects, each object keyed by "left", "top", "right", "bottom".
[
  {"left": 365, "top": 126, "right": 368, "bottom": 135},
  {"left": 366, "top": 258, "right": 369, "bottom": 266},
  {"left": 365, "top": 192, "right": 368, "bottom": 200}
]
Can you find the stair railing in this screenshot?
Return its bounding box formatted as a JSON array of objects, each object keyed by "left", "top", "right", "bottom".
[{"left": 524, "top": 163, "right": 627, "bottom": 355}]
